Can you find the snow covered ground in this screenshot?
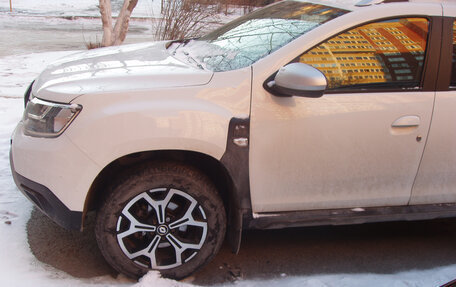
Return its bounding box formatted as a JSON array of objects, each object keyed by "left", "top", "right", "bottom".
[
  {"left": 1, "top": 0, "right": 159, "bottom": 18},
  {"left": 1, "top": 0, "right": 456, "bottom": 286}
]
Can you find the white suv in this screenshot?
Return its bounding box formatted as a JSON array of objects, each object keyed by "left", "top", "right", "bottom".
[{"left": 10, "top": 0, "right": 456, "bottom": 279}]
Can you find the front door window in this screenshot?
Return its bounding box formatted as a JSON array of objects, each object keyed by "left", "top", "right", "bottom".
[{"left": 299, "top": 18, "right": 429, "bottom": 90}]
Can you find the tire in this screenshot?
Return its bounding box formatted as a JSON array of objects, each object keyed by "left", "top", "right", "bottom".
[{"left": 95, "top": 161, "right": 226, "bottom": 280}]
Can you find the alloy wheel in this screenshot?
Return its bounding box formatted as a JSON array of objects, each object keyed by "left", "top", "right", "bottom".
[{"left": 116, "top": 187, "right": 208, "bottom": 270}]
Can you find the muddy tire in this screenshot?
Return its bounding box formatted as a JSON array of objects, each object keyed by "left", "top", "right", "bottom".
[{"left": 95, "top": 161, "right": 226, "bottom": 279}]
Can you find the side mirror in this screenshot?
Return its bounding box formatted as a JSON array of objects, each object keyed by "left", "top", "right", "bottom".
[{"left": 265, "top": 63, "right": 327, "bottom": 98}]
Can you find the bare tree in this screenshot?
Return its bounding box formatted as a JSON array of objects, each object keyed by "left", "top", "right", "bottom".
[
  {"left": 153, "top": 0, "right": 220, "bottom": 41},
  {"left": 99, "top": 0, "right": 139, "bottom": 47}
]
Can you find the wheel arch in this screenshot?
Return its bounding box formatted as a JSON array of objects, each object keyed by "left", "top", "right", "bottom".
[{"left": 83, "top": 149, "right": 245, "bottom": 253}]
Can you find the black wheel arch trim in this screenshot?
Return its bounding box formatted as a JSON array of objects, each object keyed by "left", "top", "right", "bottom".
[{"left": 220, "top": 117, "right": 252, "bottom": 254}]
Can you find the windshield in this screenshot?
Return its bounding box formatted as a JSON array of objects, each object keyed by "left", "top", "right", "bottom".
[{"left": 169, "top": 1, "right": 348, "bottom": 72}]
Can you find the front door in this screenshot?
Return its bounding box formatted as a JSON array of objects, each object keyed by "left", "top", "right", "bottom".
[{"left": 249, "top": 17, "right": 435, "bottom": 213}]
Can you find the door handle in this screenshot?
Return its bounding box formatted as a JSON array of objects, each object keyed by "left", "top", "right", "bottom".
[{"left": 391, "top": 115, "right": 420, "bottom": 128}]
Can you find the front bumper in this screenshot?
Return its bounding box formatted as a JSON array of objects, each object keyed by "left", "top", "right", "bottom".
[
  {"left": 9, "top": 122, "right": 101, "bottom": 231},
  {"left": 10, "top": 149, "right": 83, "bottom": 230}
]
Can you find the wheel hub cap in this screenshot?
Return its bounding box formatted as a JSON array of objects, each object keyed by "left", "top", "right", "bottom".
[{"left": 157, "top": 225, "right": 168, "bottom": 235}]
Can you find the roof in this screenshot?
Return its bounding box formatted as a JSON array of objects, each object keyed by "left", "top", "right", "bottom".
[{"left": 356, "top": 0, "right": 450, "bottom": 6}]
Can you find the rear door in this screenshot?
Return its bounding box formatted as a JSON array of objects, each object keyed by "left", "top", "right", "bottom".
[{"left": 410, "top": 5, "right": 456, "bottom": 205}]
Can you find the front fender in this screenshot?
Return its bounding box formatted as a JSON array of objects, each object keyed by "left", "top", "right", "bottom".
[{"left": 65, "top": 68, "right": 251, "bottom": 168}]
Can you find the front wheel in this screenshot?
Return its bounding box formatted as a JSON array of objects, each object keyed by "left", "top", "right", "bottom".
[{"left": 95, "top": 162, "right": 226, "bottom": 279}]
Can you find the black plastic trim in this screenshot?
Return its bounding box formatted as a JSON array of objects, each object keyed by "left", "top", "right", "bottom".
[
  {"left": 10, "top": 150, "right": 82, "bottom": 230},
  {"left": 264, "top": 79, "right": 324, "bottom": 98},
  {"left": 421, "top": 16, "right": 442, "bottom": 91},
  {"left": 220, "top": 117, "right": 251, "bottom": 253},
  {"left": 23, "top": 80, "right": 34, "bottom": 108},
  {"left": 438, "top": 17, "right": 454, "bottom": 91},
  {"left": 247, "top": 204, "right": 456, "bottom": 230},
  {"left": 440, "top": 278, "right": 456, "bottom": 287}
]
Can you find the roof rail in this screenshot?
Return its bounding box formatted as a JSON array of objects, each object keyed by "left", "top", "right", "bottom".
[{"left": 355, "top": 0, "right": 408, "bottom": 7}]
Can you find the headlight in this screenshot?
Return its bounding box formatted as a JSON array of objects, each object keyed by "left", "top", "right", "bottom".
[{"left": 23, "top": 98, "right": 82, "bottom": 138}]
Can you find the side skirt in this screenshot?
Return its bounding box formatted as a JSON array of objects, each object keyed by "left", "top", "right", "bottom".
[{"left": 247, "top": 203, "right": 456, "bottom": 230}]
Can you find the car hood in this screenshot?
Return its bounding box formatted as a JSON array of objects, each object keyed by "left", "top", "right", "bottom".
[{"left": 32, "top": 41, "right": 213, "bottom": 103}]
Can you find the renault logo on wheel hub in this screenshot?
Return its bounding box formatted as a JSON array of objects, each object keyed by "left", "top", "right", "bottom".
[{"left": 157, "top": 225, "right": 169, "bottom": 235}]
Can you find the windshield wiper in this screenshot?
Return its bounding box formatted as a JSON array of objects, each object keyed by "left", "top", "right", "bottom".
[{"left": 182, "top": 51, "right": 204, "bottom": 70}]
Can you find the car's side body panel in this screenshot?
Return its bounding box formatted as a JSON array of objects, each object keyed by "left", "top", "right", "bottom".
[
  {"left": 249, "top": 90, "right": 435, "bottom": 212},
  {"left": 11, "top": 67, "right": 252, "bottom": 213},
  {"left": 10, "top": 0, "right": 456, "bottom": 258},
  {"left": 442, "top": 1, "right": 456, "bottom": 18},
  {"left": 249, "top": 2, "right": 442, "bottom": 213},
  {"left": 11, "top": 0, "right": 456, "bottom": 279},
  {"left": 411, "top": 5, "right": 456, "bottom": 204},
  {"left": 411, "top": 90, "right": 456, "bottom": 204}
]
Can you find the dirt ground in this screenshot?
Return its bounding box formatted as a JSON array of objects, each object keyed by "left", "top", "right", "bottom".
[{"left": 27, "top": 207, "right": 456, "bottom": 285}]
